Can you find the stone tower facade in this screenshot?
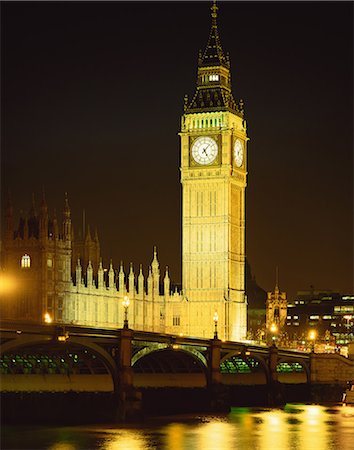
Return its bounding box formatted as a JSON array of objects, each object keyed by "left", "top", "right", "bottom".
[
  {"left": 180, "top": 2, "right": 248, "bottom": 340},
  {"left": 266, "top": 270, "right": 288, "bottom": 339},
  {"left": 2, "top": 193, "right": 73, "bottom": 322}
]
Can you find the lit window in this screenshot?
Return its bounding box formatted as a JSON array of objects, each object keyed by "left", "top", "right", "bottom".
[
  {"left": 209, "top": 74, "right": 219, "bottom": 81},
  {"left": 294, "top": 315, "right": 299, "bottom": 319},
  {"left": 47, "top": 259, "right": 53, "bottom": 268},
  {"left": 323, "top": 315, "right": 332, "bottom": 320},
  {"left": 310, "top": 315, "right": 319, "bottom": 320},
  {"left": 287, "top": 316, "right": 291, "bottom": 319},
  {"left": 173, "top": 316, "right": 180, "bottom": 326},
  {"left": 294, "top": 322, "right": 299, "bottom": 326},
  {"left": 21, "top": 254, "right": 31, "bottom": 268}
]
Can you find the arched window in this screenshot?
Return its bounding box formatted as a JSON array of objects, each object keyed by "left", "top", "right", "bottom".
[{"left": 21, "top": 254, "right": 31, "bottom": 268}]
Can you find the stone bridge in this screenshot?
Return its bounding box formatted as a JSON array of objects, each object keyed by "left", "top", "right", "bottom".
[{"left": 1, "top": 321, "right": 353, "bottom": 420}]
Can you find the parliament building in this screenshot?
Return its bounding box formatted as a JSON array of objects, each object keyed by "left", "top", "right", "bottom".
[{"left": 1, "top": 3, "right": 248, "bottom": 341}]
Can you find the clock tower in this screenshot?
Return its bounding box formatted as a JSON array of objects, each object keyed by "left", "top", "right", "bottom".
[{"left": 180, "top": 2, "right": 248, "bottom": 340}]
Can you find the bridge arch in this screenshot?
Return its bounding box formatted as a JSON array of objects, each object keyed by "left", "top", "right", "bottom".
[
  {"left": 276, "top": 357, "right": 310, "bottom": 384},
  {"left": 220, "top": 351, "right": 270, "bottom": 385},
  {"left": 132, "top": 347, "right": 208, "bottom": 388},
  {"left": 0, "top": 336, "right": 119, "bottom": 393}
]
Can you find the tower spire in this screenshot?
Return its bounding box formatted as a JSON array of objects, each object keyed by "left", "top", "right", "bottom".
[
  {"left": 186, "top": 1, "right": 242, "bottom": 115},
  {"left": 211, "top": 0, "right": 218, "bottom": 25},
  {"left": 199, "top": 0, "right": 228, "bottom": 69}
]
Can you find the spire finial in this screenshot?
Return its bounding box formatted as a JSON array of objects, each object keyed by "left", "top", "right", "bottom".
[
  {"left": 275, "top": 266, "right": 279, "bottom": 290},
  {"left": 64, "top": 192, "right": 71, "bottom": 218},
  {"left": 211, "top": 0, "right": 218, "bottom": 23}
]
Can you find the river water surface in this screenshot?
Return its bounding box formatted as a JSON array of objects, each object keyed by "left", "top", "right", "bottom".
[{"left": 2, "top": 404, "right": 354, "bottom": 450}]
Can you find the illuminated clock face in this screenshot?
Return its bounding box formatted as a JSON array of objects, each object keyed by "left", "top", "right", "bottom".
[
  {"left": 191, "top": 136, "right": 218, "bottom": 165},
  {"left": 234, "top": 139, "right": 244, "bottom": 167}
]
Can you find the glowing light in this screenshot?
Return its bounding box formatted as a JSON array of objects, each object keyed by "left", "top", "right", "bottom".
[
  {"left": 102, "top": 430, "right": 148, "bottom": 450},
  {"left": 309, "top": 330, "right": 317, "bottom": 340},
  {"left": 21, "top": 254, "right": 31, "bottom": 268},
  {"left": 0, "top": 273, "right": 17, "bottom": 295},
  {"left": 122, "top": 295, "right": 130, "bottom": 328},
  {"left": 44, "top": 312, "right": 52, "bottom": 324},
  {"left": 122, "top": 295, "right": 130, "bottom": 308},
  {"left": 270, "top": 323, "right": 277, "bottom": 333},
  {"left": 197, "top": 421, "right": 234, "bottom": 450}
]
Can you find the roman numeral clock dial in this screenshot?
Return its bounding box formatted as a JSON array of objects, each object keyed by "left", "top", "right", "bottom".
[
  {"left": 191, "top": 136, "right": 218, "bottom": 165},
  {"left": 234, "top": 139, "right": 244, "bottom": 167}
]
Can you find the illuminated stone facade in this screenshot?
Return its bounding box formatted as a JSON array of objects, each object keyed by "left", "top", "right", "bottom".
[
  {"left": 180, "top": 2, "right": 248, "bottom": 340},
  {"left": 1, "top": 3, "right": 248, "bottom": 340},
  {"left": 266, "top": 282, "right": 288, "bottom": 339}
]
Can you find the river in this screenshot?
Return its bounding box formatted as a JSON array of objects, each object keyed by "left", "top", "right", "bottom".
[{"left": 2, "top": 404, "right": 354, "bottom": 450}]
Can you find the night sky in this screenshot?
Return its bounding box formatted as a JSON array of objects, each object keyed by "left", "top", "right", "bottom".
[{"left": 1, "top": 1, "right": 353, "bottom": 299}]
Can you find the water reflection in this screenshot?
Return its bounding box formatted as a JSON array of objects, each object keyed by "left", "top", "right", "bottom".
[{"left": 3, "top": 404, "right": 354, "bottom": 450}]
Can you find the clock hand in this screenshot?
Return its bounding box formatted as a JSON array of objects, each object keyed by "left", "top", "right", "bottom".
[{"left": 202, "top": 143, "right": 211, "bottom": 155}]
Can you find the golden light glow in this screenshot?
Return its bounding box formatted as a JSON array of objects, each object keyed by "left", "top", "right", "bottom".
[
  {"left": 21, "top": 254, "right": 31, "bottom": 268},
  {"left": 197, "top": 421, "right": 234, "bottom": 450},
  {"left": 122, "top": 295, "right": 130, "bottom": 308},
  {"left": 213, "top": 311, "right": 218, "bottom": 323},
  {"left": 57, "top": 332, "right": 69, "bottom": 342},
  {"left": 0, "top": 273, "right": 16, "bottom": 294},
  {"left": 44, "top": 312, "right": 52, "bottom": 324},
  {"left": 270, "top": 323, "right": 277, "bottom": 333},
  {"left": 103, "top": 430, "right": 148, "bottom": 450},
  {"left": 309, "top": 330, "right": 317, "bottom": 340}
]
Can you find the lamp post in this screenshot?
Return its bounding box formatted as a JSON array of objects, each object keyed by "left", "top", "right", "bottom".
[
  {"left": 309, "top": 329, "right": 316, "bottom": 353},
  {"left": 213, "top": 311, "right": 219, "bottom": 339},
  {"left": 270, "top": 323, "right": 278, "bottom": 346},
  {"left": 122, "top": 295, "right": 130, "bottom": 329}
]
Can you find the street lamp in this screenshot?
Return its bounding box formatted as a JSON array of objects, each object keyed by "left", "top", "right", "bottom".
[
  {"left": 270, "top": 323, "right": 277, "bottom": 345},
  {"left": 213, "top": 311, "right": 219, "bottom": 339},
  {"left": 44, "top": 312, "right": 52, "bottom": 324},
  {"left": 309, "top": 329, "right": 316, "bottom": 353},
  {"left": 122, "top": 295, "right": 130, "bottom": 329}
]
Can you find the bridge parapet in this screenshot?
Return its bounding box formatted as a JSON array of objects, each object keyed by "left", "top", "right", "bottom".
[{"left": 310, "top": 353, "right": 354, "bottom": 383}]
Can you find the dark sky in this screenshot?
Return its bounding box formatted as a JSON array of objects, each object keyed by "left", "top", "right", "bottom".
[{"left": 1, "top": 1, "right": 353, "bottom": 299}]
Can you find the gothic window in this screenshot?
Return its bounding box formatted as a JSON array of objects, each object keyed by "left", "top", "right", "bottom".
[
  {"left": 21, "top": 254, "right": 31, "bottom": 268},
  {"left": 173, "top": 316, "right": 180, "bottom": 326}
]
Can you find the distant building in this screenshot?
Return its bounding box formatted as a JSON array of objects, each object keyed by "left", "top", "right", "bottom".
[
  {"left": 285, "top": 291, "right": 354, "bottom": 345},
  {"left": 266, "top": 275, "right": 287, "bottom": 343}
]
